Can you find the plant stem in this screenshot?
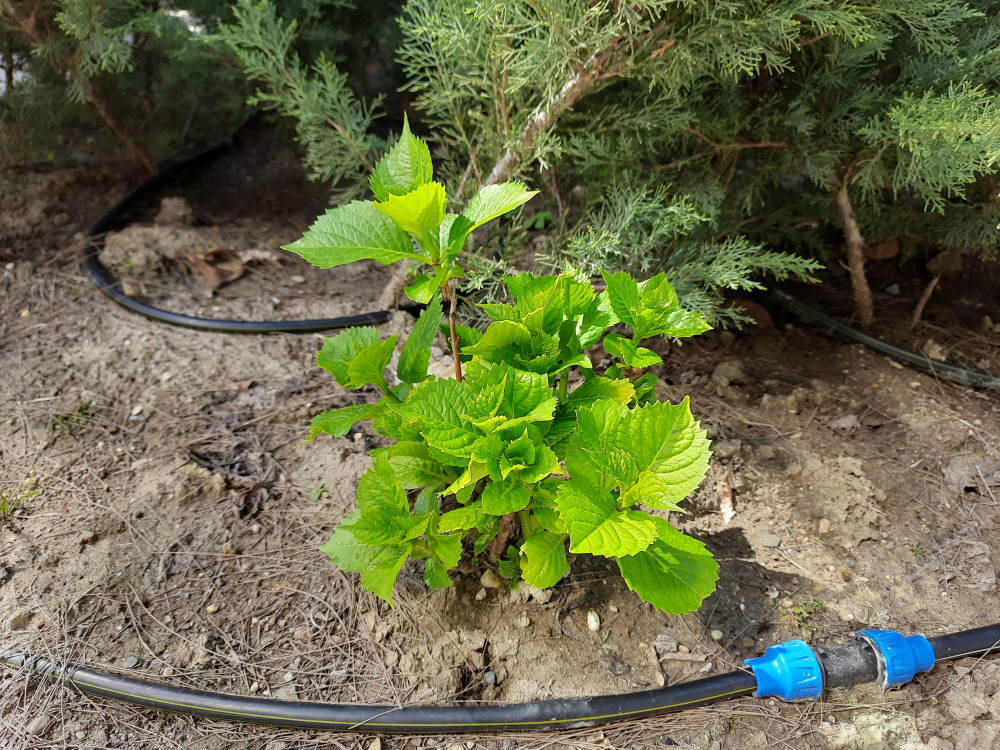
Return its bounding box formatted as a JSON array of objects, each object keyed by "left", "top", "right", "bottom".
[
  {"left": 559, "top": 371, "right": 569, "bottom": 401},
  {"left": 831, "top": 169, "right": 874, "bottom": 326},
  {"left": 445, "top": 279, "right": 463, "bottom": 381}
]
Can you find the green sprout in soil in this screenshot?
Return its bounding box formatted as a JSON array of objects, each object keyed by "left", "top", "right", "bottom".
[
  {"left": 780, "top": 599, "right": 827, "bottom": 628},
  {"left": 0, "top": 472, "right": 40, "bottom": 519},
  {"left": 49, "top": 400, "right": 93, "bottom": 435},
  {"left": 285, "top": 118, "right": 717, "bottom": 614}
]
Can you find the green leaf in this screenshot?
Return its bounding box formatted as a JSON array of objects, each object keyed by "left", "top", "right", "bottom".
[
  {"left": 316, "top": 327, "right": 379, "bottom": 386},
  {"left": 320, "top": 513, "right": 378, "bottom": 573},
  {"left": 424, "top": 557, "right": 452, "bottom": 588},
  {"left": 439, "top": 503, "right": 484, "bottom": 532},
  {"left": 345, "top": 336, "right": 397, "bottom": 391},
  {"left": 481, "top": 478, "right": 531, "bottom": 515},
  {"left": 519, "top": 531, "right": 569, "bottom": 588},
  {"left": 661, "top": 309, "right": 711, "bottom": 339},
  {"left": 374, "top": 181, "right": 447, "bottom": 237},
  {"left": 370, "top": 114, "right": 433, "bottom": 201},
  {"left": 284, "top": 202, "right": 421, "bottom": 268},
  {"left": 398, "top": 294, "right": 443, "bottom": 384},
  {"left": 355, "top": 456, "right": 409, "bottom": 516},
  {"left": 360, "top": 545, "right": 410, "bottom": 606},
  {"left": 563, "top": 378, "right": 635, "bottom": 410},
  {"left": 617, "top": 517, "right": 718, "bottom": 614},
  {"left": 308, "top": 404, "right": 379, "bottom": 440},
  {"left": 404, "top": 273, "right": 437, "bottom": 304},
  {"left": 555, "top": 481, "right": 657, "bottom": 557},
  {"left": 385, "top": 441, "right": 450, "bottom": 489},
  {"left": 602, "top": 271, "right": 643, "bottom": 332},
  {"left": 462, "top": 321, "right": 533, "bottom": 359},
  {"left": 428, "top": 531, "right": 463, "bottom": 568},
  {"left": 446, "top": 181, "right": 538, "bottom": 255},
  {"left": 391, "top": 379, "right": 478, "bottom": 465},
  {"left": 603, "top": 334, "right": 662, "bottom": 368}
]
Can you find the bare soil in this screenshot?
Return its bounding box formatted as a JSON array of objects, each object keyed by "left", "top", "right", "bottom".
[{"left": 1, "top": 133, "right": 999, "bottom": 750}]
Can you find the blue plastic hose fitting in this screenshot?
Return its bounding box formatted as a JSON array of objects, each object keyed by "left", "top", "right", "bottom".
[
  {"left": 857, "top": 629, "right": 935, "bottom": 688},
  {"left": 743, "top": 639, "right": 823, "bottom": 701}
]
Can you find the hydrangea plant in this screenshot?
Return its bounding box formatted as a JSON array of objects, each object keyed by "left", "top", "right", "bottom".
[{"left": 286, "top": 120, "right": 717, "bottom": 613}]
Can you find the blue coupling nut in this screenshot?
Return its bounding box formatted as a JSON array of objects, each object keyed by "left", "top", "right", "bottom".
[
  {"left": 744, "top": 639, "right": 823, "bottom": 701},
  {"left": 857, "top": 629, "right": 935, "bottom": 688}
]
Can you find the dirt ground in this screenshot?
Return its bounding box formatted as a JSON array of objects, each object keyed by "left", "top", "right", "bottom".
[{"left": 1, "top": 134, "right": 999, "bottom": 750}]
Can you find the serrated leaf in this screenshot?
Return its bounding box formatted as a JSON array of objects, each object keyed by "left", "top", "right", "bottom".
[
  {"left": 439, "top": 503, "right": 484, "bottom": 532},
  {"left": 355, "top": 456, "right": 409, "bottom": 516},
  {"left": 481, "top": 478, "right": 531, "bottom": 515},
  {"left": 316, "top": 327, "right": 379, "bottom": 386},
  {"left": 391, "top": 379, "right": 478, "bottom": 465},
  {"left": 533, "top": 506, "right": 567, "bottom": 535},
  {"left": 661, "top": 309, "right": 711, "bottom": 338},
  {"left": 370, "top": 115, "right": 433, "bottom": 201},
  {"left": 428, "top": 531, "right": 463, "bottom": 568},
  {"left": 620, "top": 472, "right": 683, "bottom": 512},
  {"left": 441, "top": 461, "right": 489, "bottom": 498},
  {"left": 603, "top": 333, "right": 662, "bottom": 368},
  {"left": 345, "top": 336, "right": 397, "bottom": 390},
  {"left": 563, "top": 377, "right": 635, "bottom": 409},
  {"left": 474, "top": 514, "right": 500, "bottom": 554},
  {"left": 320, "top": 513, "right": 378, "bottom": 573},
  {"left": 374, "top": 181, "right": 447, "bottom": 237},
  {"left": 602, "top": 271, "right": 643, "bottom": 332},
  {"left": 284, "top": 202, "right": 421, "bottom": 268},
  {"left": 398, "top": 294, "right": 443, "bottom": 384},
  {"left": 424, "top": 557, "right": 452, "bottom": 588},
  {"left": 462, "top": 321, "right": 532, "bottom": 359},
  {"left": 447, "top": 182, "right": 538, "bottom": 254},
  {"left": 385, "top": 441, "right": 450, "bottom": 489},
  {"left": 360, "top": 545, "right": 410, "bottom": 606},
  {"left": 519, "top": 531, "right": 569, "bottom": 588},
  {"left": 520, "top": 445, "right": 563, "bottom": 484},
  {"left": 308, "top": 404, "right": 380, "bottom": 440},
  {"left": 404, "top": 273, "right": 437, "bottom": 304},
  {"left": 555, "top": 481, "right": 657, "bottom": 557},
  {"left": 617, "top": 517, "right": 718, "bottom": 614}
]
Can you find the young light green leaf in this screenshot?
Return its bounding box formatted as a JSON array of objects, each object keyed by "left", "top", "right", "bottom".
[
  {"left": 462, "top": 321, "right": 533, "bottom": 359},
  {"left": 370, "top": 115, "right": 433, "bottom": 201},
  {"left": 446, "top": 181, "right": 538, "bottom": 256},
  {"left": 373, "top": 181, "right": 447, "bottom": 237},
  {"left": 563, "top": 377, "right": 635, "bottom": 409},
  {"left": 555, "top": 481, "right": 657, "bottom": 557},
  {"left": 481, "top": 478, "right": 531, "bottom": 515},
  {"left": 439, "top": 503, "right": 485, "bottom": 532},
  {"left": 308, "top": 403, "right": 379, "bottom": 440},
  {"left": 391, "top": 379, "right": 478, "bottom": 464},
  {"left": 661, "top": 309, "right": 711, "bottom": 339},
  {"left": 519, "top": 531, "right": 570, "bottom": 588},
  {"left": 602, "top": 271, "right": 643, "bottom": 332},
  {"left": 284, "top": 202, "right": 422, "bottom": 268},
  {"left": 398, "top": 293, "right": 443, "bottom": 384},
  {"left": 428, "top": 531, "right": 463, "bottom": 569},
  {"left": 360, "top": 545, "right": 411, "bottom": 606},
  {"left": 603, "top": 333, "right": 662, "bottom": 368},
  {"left": 617, "top": 517, "right": 718, "bottom": 614}
]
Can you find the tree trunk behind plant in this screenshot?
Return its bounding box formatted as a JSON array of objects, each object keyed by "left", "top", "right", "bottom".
[{"left": 832, "top": 172, "right": 874, "bottom": 326}]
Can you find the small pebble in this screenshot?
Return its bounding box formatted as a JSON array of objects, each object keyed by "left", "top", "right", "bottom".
[
  {"left": 484, "top": 670, "right": 496, "bottom": 685},
  {"left": 161, "top": 667, "right": 175, "bottom": 676},
  {"left": 846, "top": 560, "right": 856, "bottom": 569},
  {"left": 289, "top": 275, "right": 306, "bottom": 284},
  {"left": 475, "top": 587, "right": 487, "bottom": 601},
  {"left": 655, "top": 634, "right": 679, "bottom": 652},
  {"left": 480, "top": 569, "right": 502, "bottom": 589},
  {"left": 609, "top": 604, "right": 619, "bottom": 613},
  {"left": 206, "top": 603, "right": 220, "bottom": 613},
  {"left": 515, "top": 612, "right": 531, "bottom": 629},
  {"left": 283, "top": 672, "right": 294, "bottom": 682},
  {"left": 122, "top": 656, "right": 139, "bottom": 669},
  {"left": 250, "top": 682, "right": 260, "bottom": 693},
  {"left": 27, "top": 715, "right": 51, "bottom": 735},
  {"left": 765, "top": 586, "right": 779, "bottom": 599},
  {"left": 677, "top": 645, "right": 690, "bottom": 654},
  {"left": 818, "top": 518, "right": 831, "bottom": 534},
  {"left": 698, "top": 661, "right": 714, "bottom": 673},
  {"left": 251, "top": 523, "right": 262, "bottom": 533},
  {"left": 710, "top": 629, "right": 723, "bottom": 641},
  {"left": 759, "top": 533, "right": 781, "bottom": 548},
  {"left": 780, "top": 598, "right": 794, "bottom": 608},
  {"left": 368, "top": 739, "right": 382, "bottom": 750},
  {"left": 587, "top": 610, "right": 601, "bottom": 632},
  {"left": 130, "top": 404, "right": 144, "bottom": 416}
]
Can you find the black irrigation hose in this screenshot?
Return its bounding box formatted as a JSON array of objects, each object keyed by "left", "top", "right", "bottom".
[
  {"left": 80, "top": 144, "right": 401, "bottom": 334},
  {"left": 0, "top": 647, "right": 756, "bottom": 733},
  {"left": 3, "top": 624, "right": 999, "bottom": 734},
  {"left": 771, "top": 289, "right": 1000, "bottom": 389}
]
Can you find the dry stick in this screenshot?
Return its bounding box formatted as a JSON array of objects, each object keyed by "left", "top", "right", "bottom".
[
  {"left": 911, "top": 274, "right": 941, "bottom": 328},
  {"left": 445, "top": 279, "right": 463, "bottom": 381},
  {"left": 831, "top": 168, "right": 874, "bottom": 326}
]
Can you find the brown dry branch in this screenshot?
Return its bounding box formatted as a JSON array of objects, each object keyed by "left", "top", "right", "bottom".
[
  {"left": 911, "top": 274, "right": 941, "bottom": 328},
  {"left": 831, "top": 168, "right": 874, "bottom": 326}
]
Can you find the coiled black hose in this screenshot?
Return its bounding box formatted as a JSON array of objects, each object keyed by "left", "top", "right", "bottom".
[
  {"left": 3, "top": 624, "right": 998, "bottom": 733},
  {"left": 79, "top": 144, "right": 401, "bottom": 334}
]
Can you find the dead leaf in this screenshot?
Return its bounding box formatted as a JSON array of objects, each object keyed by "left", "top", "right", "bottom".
[
  {"left": 185, "top": 247, "right": 244, "bottom": 289},
  {"left": 863, "top": 238, "right": 899, "bottom": 260}
]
